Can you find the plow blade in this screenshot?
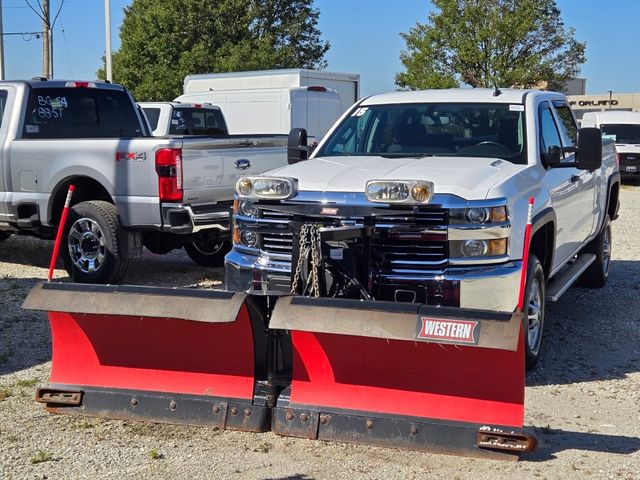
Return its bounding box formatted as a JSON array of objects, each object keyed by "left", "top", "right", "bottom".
[
  {"left": 269, "top": 296, "right": 536, "bottom": 459},
  {"left": 23, "top": 282, "right": 271, "bottom": 432}
]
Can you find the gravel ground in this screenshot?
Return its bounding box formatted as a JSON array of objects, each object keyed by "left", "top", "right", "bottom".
[{"left": 1, "top": 187, "right": 639, "bottom": 479}]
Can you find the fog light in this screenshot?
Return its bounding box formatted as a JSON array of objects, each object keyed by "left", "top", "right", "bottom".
[
  {"left": 462, "top": 239, "right": 488, "bottom": 257},
  {"left": 240, "top": 230, "right": 258, "bottom": 247}
]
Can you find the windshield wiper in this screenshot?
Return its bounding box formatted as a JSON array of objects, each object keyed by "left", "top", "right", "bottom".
[{"left": 379, "top": 153, "right": 435, "bottom": 158}]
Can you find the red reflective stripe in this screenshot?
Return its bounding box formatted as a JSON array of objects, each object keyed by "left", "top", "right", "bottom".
[{"left": 48, "top": 185, "right": 74, "bottom": 281}]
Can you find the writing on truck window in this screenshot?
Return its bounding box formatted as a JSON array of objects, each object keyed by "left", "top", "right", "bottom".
[{"left": 22, "top": 88, "right": 144, "bottom": 139}]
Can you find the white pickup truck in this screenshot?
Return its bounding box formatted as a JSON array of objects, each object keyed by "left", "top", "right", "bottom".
[
  {"left": 139, "top": 102, "right": 228, "bottom": 137},
  {"left": 581, "top": 110, "right": 640, "bottom": 180},
  {"left": 227, "top": 88, "right": 620, "bottom": 368},
  {"left": 0, "top": 79, "right": 288, "bottom": 283}
]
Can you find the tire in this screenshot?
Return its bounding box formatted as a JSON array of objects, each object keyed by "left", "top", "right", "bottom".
[
  {"left": 0, "top": 231, "right": 10, "bottom": 242},
  {"left": 184, "top": 240, "right": 230, "bottom": 268},
  {"left": 61, "top": 200, "right": 129, "bottom": 284},
  {"left": 580, "top": 215, "right": 612, "bottom": 289},
  {"left": 523, "top": 254, "right": 545, "bottom": 370}
]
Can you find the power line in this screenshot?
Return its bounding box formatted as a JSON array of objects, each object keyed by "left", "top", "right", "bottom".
[{"left": 2, "top": 31, "right": 43, "bottom": 37}]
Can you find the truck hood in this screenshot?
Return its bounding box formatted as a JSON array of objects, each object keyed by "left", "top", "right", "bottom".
[{"left": 267, "top": 155, "right": 524, "bottom": 200}]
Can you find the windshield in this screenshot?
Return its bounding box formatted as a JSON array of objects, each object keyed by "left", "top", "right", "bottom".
[
  {"left": 600, "top": 123, "right": 640, "bottom": 144},
  {"left": 317, "top": 102, "right": 526, "bottom": 163}
]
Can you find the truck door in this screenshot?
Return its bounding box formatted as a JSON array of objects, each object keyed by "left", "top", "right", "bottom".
[
  {"left": 540, "top": 101, "right": 594, "bottom": 269},
  {"left": 552, "top": 101, "right": 597, "bottom": 246}
]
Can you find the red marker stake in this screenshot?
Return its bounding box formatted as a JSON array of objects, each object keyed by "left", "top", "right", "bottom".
[
  {"left": 48, "top": 185, "right": 75, "bottom": 281},
  {"left": 517, "top": 197, "right": 535, "bottom": 312}
]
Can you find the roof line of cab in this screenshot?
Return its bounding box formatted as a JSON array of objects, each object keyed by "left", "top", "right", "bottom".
[{"left": 0, "top": 79, "right": 126, "bottom": 91}]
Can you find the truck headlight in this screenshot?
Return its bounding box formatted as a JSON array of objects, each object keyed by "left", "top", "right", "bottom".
[
  {"left": 235, "top": 176, "right": 297, "bottom": 199},
  {"left": 366, "top": 180, "right": 433, "bottom": 204},
  {"left": 233, "top": 199, "right": 257, "bottom": 217},
  {"left": 450, "top": 205, "right": 507, "bottom": 224},
  {"left": 450, "top": 238, "right": 508, "bottom": 258}
]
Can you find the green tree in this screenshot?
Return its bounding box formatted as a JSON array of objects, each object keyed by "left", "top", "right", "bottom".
[
  {"left": 99, "top": 0, "right": 329, "bottom": 101},
  {"left": 396, "top": 0, "right": 586, "bottom": 91}
]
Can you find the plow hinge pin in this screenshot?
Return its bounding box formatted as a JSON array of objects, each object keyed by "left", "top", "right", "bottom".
[
  {"left": 366, "top": 420, "right": 374, "bottom": 429},
  {"left": 244, "top": 408, "right": 252, "bottom": 417},
  {"left": 230, "top": 407, "right": 239, "bottom": 416},
  {"left": 169, "top": 400, "right": 177, "bottom": 411},
  {"left": 300, "top": 413, "right": 309, "bottom": 422},
  {"left": 212, "top": 405, "right": 221, "bottom": 414},
  {"left": 286, "top": 412, "right": 295, "bottom": 421},
  {"left": 130, "top": 399, "right": 138, "bottom": 407}
]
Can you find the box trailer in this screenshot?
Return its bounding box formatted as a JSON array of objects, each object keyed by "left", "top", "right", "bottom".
[{"left": 183, "top": 69, "right": 360, "bottom": 114}]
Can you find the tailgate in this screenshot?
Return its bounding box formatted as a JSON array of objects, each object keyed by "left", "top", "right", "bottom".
[{"left": 181, "top": 135, "right": 287, "bottom": 205}]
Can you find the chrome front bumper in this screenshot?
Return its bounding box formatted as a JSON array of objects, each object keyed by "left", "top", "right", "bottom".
[{"left": 225, "top": 247, "right": 523, "bottom": 312}]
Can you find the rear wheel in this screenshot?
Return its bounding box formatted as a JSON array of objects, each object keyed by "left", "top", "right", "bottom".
[
  {"left": 580, "top": 215, "right": 612, "bottom": 288},
  {"left": 524, "top": 254, "right": 545, "bottom": 370},
  {"left": 61, "top": 200, "right": 129, "bottom": 284},
  {"left": 184, "top": 240, "right": 230, "bottom": 268}
]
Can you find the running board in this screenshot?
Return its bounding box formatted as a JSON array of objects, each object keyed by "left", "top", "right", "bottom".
[{"left": 546, "top": 254, "right": 596, "bottom": 302}]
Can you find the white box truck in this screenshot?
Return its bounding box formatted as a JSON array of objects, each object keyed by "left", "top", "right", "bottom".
[{"left": 175, "top": 69, "right": 361, "bottom": 142}]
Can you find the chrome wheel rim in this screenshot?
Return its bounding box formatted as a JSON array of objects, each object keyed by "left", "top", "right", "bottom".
[
  {"left": 603, "top": 224, "right": 611, "bottom": 276},
  {"left": 527, "top": 278, "right": 543, "bottom": 355},
  {"left": 68, "top": 217, "right": 106, "bottom": 274},
  {"left": 191, "top": 240, "right": 224, "bottom": 256}
]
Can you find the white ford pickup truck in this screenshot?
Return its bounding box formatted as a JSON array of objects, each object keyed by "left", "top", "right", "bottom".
[
  {"left": 226, "top": 88, "right": 620, "bottom": 368},
  {"left": 0, "top": 80, "right": 288, "bottom": 283}
]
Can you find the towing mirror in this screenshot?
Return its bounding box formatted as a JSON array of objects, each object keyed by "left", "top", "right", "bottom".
[
  {"left": 288, "top": 128, "right": 308, "bottom": 165},
  {"left": 575, "top": 127, "right": 603, "bottom": 171}
]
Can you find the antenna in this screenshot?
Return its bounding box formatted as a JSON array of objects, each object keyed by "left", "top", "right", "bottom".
[{"left": 492, "top": 84, "right": 502, "bottom": 97}]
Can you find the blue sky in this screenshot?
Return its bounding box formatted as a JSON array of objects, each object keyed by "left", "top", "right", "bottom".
[{"left": 2, "top": 0, "right": 638, "bottom": 97}]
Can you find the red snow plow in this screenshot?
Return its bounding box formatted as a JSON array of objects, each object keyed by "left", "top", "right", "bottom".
[
  {"left": 24, "top": 282, "right": 536, "bottom": 460},
  {"left": 23, "top": 200, "right": 538, "bottom": 460}
]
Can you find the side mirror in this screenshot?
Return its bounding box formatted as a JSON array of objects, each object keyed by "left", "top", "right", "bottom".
[
  {"left": 544, "top": 145, "right": 563, "bottom": 167},
  {"left": 288, "top": 128, "right": 308, "bottom": 165},
  {"left": 575, "top": 127, "right": 603, "bottom": 170}
]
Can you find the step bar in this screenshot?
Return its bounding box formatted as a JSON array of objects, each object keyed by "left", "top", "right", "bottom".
[{"left": 546, "top": 254, "right": 596, "bottom": 302}]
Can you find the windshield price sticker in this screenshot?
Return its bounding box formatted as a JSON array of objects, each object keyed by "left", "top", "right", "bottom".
[{"left": 509, "top": 104, "right": 525, "bottom": 111}]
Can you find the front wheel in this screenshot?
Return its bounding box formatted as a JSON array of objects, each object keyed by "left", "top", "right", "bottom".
[
  {"left": 184, "top": 240, "right": 230, "bottom": 268},
  {"left": 580, "top": 215, "right": 612, "bottom": 288},
  {"left": 61, "top": 200, "right": 129, "bottom": 284},
  {"left": 524, "top": 254, "right": 546, "bottom": 370}
]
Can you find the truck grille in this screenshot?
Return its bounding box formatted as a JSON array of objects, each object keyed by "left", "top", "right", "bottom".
[{"left": 258, "top": 207, "right": 448, "bottom": 269}]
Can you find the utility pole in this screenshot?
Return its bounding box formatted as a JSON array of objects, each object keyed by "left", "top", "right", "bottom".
[
  {"left": 42, "top": 0, "right": 51, "bottom": 78},
  {"left": 0, "top": 0, "right": 5, "bottom": 81},
  {"left": 105, "top": 0, "right": 112, "bottom": 82}
]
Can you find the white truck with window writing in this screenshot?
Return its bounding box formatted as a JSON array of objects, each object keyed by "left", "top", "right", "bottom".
[
  {"left": 0, "top": 79, "right": 289, "bottom": 283},
  {"left": 227, "top": 88, "right": 620, "bottom": 368}
]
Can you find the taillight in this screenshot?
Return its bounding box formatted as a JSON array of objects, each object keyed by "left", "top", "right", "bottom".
[
  {"left": 307, "top": 86, "right": 327, "bottom": 92},
  {"left": 155, "top": 148, "right": 183, "bottom": 202},
  {"left": 65, "top": 81, "right": 96, "bottom": 88}
]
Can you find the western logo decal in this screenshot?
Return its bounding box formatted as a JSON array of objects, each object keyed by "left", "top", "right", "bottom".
[{"left": 417, "top": 317, "right": 478, "bottom": 344}]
